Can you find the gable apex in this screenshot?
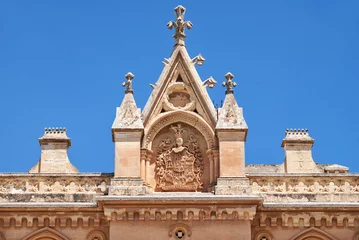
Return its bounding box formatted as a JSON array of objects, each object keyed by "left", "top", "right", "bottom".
[{"left": 141, "top": 45, "right": 217, "bottom": 128}]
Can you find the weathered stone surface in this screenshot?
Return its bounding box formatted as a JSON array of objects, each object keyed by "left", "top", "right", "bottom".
[
  {"left": 216, "top": 73, "right": 247, "bottom": 130},
  {"left": 29, "top": 128, "right": 79, "bottom": 173},
  {"left": 282, "top": 129, "right": 322, "bottom": 173},
  {"left": 111, "top": 73, "right": 144, "bottom": 130},
  {"left": 2, "top": 5, "right": 359, "bottom": 240},
  {"left": 109, "top": 178, "right": 146, "bottom": 196},
  {"left": 215, "top": 177, "right": 252, "bottom": 195}
]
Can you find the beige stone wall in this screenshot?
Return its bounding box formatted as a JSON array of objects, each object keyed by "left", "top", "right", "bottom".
[
  {"left": 114, "top": 132, "right": 142, "bottom": 178},
  {"left": 110, "top": 221, "right": 251, "bottom": 240},
  {"left": 217, "top": 132, "right": 245, "bottom": 177}
]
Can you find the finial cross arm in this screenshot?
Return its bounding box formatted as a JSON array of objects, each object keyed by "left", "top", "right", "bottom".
[{"left": 167, "top": 5, "right": 193, "bottom": 46}]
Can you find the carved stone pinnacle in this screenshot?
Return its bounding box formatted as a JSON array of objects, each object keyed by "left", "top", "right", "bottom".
[
  {"left": 122, "top": 72, "right": 134, "bottom": 94},
  {"left": 167, "top": 5, "right": 193, "bottom": 47},
  {"left": 222, "top": 72, "right": 237, "bottom": 94}
]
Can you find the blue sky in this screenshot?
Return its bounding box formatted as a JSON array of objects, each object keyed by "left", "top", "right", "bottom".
[{"left": 0, "top": 1, "right": 358, "bottom": 173}]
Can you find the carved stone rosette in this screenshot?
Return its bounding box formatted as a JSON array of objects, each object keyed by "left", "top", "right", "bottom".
[{"left": 155, "top": 124, "right": 204, "bottom": 191}]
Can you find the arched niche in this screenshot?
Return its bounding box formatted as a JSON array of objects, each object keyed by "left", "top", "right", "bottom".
[
  {"left": 143, "top": 110, "right": 216, "bottom": 150},
  {"left": 289, "top": 227, "right": 338, "bottom": 240},
  {"left": 22, "top": 227, "right": 70, "bottom": 240},
  {"left": 144, "top": 111, "right": 215, "bottom": 192}
]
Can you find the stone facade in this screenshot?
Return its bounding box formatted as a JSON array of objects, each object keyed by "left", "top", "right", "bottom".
[{"left": 0, "top": 5, "right": 358, "bottom": 240}]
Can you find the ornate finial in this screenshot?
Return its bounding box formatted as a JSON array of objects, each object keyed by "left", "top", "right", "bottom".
[
  {"left": 222, "top": 72, "right": 237, "bottom": 94},
  {"left": 122, "top": 72, "right": 134, "bottom": 93},
  {"left": 203, "top": 76, "right": 217, "bottom": 88},
  {"left": 167, "top": 5, "right": 193, "bottom": 46}
]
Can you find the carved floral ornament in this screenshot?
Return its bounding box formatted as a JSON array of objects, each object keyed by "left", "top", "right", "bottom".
[
  {"left": 249, "top": 175, "right": 359, "bottom": 194},
  {"left": 0, "top": 176, "right": 109, "bottom": 193},
  {"left": 155, "top": 123, "right": 204, "bottom": 191}
]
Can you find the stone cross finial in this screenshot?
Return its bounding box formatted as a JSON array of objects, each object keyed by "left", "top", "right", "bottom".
[
  {"left": 122, "top": 72, "right": 134, "bottom": 94},
  {"left": 167, "top": 5, "right": 193, "bottom": 46},
  {"left": 222, "top": 72, "right": 237, "bottom": 94}
]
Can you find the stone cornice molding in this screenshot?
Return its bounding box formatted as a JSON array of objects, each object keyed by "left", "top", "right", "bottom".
[
  {"left": 257, "top": 211, "right": 359, "bottom": 228},
  {"left": 0, "top": 214, "right": 106, "bottom": 228},
  {"left": 102, "top": 205, "right": 258, "bottom": 222},
  {"left": 99, "top": 194, "right": 262, "bottom": 221}
]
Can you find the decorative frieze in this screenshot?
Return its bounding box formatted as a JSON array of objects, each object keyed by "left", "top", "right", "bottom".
[
  {"left": 0, "top": 215, "right": 106, "bottom": 228},
  {"left": 257, "top": 212, "right": 359, "bottom": 228},
  {"left": 249, "top": 175, "right": 359, "bottom": 195},
  {"left": 0, "top": 175, "right": 110, "bottom": 194},
  {"left": 105, "top": 206, "right": 257, "bottom": 222}
]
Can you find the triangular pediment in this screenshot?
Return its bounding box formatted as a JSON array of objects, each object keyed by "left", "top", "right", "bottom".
[{"left": 141, "top": 46, "right": 217, "bottom": 129}]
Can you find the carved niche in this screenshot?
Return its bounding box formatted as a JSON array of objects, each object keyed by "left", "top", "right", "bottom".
[{"left": 154, "top": 123, "right": 205, "bottom": 191}]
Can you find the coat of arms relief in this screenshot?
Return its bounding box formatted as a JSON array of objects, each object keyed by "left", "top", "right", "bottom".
[{"left": 155, "top": 123, "right": 204, "bottom": 191}]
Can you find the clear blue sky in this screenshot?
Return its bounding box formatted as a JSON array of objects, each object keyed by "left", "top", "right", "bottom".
[{"left": 0, "top": 1, "right": 358, "bottom": 173}]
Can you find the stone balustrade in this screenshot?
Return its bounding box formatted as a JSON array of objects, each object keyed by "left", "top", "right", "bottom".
[
  {"left": 248, "top": 174, "right": 359, "bottom": 202},
  {"left": 0, "top": 174, "right": 111, "bottom": 202},
  {"left": 1, "top": 173, "right": 359, "bottom": 203}
]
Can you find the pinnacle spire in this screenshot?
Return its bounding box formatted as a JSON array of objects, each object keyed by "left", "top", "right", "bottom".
[{"left": 167, "top": 5, "right": 193, "bottom": 47}]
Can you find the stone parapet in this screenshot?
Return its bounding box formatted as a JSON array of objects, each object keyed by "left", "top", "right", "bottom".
[
  {"left": 215, "top": 177, "right": 252, "bottom": 195},
  {"left": 0, "top": 173, "right": 111, "bottom": 202},
  {"left": 109, "top": 177, "right": 146, "bottom": 196},
  {"left": 248, "top": 174, "right": 359, "bottom": 202},
  {"left": 1, "top": 173, "right": 359, "bottom": 203}
]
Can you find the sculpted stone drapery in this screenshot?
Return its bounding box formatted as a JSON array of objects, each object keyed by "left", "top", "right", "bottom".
[{"left": 155, "top": 123, "right": 204, "bottom": 191}]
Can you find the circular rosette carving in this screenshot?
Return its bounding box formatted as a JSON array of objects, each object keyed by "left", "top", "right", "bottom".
[{"left": 163, "top": 82, "right": 195, "bottom": 111}]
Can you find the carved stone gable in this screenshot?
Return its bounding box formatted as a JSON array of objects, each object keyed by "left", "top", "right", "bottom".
[{"left": 155, "top": 123, "right": 204, "bottom": 191}]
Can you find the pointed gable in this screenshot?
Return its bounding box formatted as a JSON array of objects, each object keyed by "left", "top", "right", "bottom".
[{"left": 141, "top": 38, "right": 217, "bottom": 129}]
